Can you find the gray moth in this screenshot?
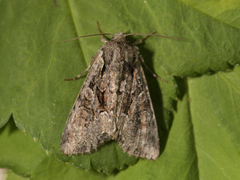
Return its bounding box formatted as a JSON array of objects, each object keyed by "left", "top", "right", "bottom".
[{"left": 60, "top": 23, "right": 171, "bottom": 160}]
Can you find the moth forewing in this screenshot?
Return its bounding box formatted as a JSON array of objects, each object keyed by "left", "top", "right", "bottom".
[
  {"left": 116, "top": 56, "right": 159, "bottom": 160},
  {"left": 61, "top": 27, "right": 163, "bottom": 160},
  {"left": 61, "top": 50, "right": 107, "bottom": 154}
]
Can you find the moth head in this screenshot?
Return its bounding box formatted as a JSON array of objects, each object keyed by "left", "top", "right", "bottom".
[{"left": 112, "top": 30, "right": 126, "bottom": 41}]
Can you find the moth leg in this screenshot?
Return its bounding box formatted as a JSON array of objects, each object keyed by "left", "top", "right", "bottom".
[
  {"left": 139, "top": 56, "right": 168, "bottom": 83},
  {"left": 97, "top": 22, "right": 108, "bottom": 43},
  {"left": 133, "top": 31, "right": 157, "bottom": 45},
  {"left": 64, "top": 51, "right": 100, "bottom": 81}
]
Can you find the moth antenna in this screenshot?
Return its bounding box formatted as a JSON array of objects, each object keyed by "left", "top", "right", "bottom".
[
  {"left": 133, "top": 31, "right": 157, "bottom": 45},
  {"left": 148, "top": 34, "right": 184, "bottom": 40},
  {"left": 125, "top": 33, "right": 184, "bottom": 41},
  {"left": 57, "top": 33, "right": 113, "bottom": 44},
  {"left": 97, "top": 21, "right": 108, "bottom": 42}
]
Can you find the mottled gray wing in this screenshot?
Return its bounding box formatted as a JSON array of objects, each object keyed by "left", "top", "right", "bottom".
[
  {"left": 61, "top": 50, "right": 116, "bottom": 155},
  {"left": 116, "top": 58, "right": 159, "bottom": 160}
]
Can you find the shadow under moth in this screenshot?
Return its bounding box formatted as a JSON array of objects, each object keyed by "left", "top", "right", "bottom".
[{"left": 60, "top": 23, "right": 177, "bottom": 160}]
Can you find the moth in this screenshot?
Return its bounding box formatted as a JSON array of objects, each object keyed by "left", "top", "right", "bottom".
[{"left": 60, "top": 23, "right": 176, "bottom": 160}]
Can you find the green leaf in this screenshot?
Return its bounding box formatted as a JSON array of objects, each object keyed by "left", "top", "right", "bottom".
[
  {"left": 189, "top": 69, "right": 240, "bottom": 179},
  {"left": 30, "top": 154, "right": 107, "bottom": 180},
  {"left": 0, "top": 0, "right": 240, "bottom": 178},
  {"left": 0, "top": 116, "right": 47, "bottom": 177},
  {"left": 6, "top": 169, "right": 28, "bottom": 180}
]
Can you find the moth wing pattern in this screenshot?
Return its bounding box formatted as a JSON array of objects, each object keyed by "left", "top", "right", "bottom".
[
  {"left": 61, "top": 31, "right": 160, "bottom": 160},
  {"left": 61, "top": 50, "right": 116, "bottom": 155},
  {"left": 116, "top": 57, "right": 159, "bottom": 160}
]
